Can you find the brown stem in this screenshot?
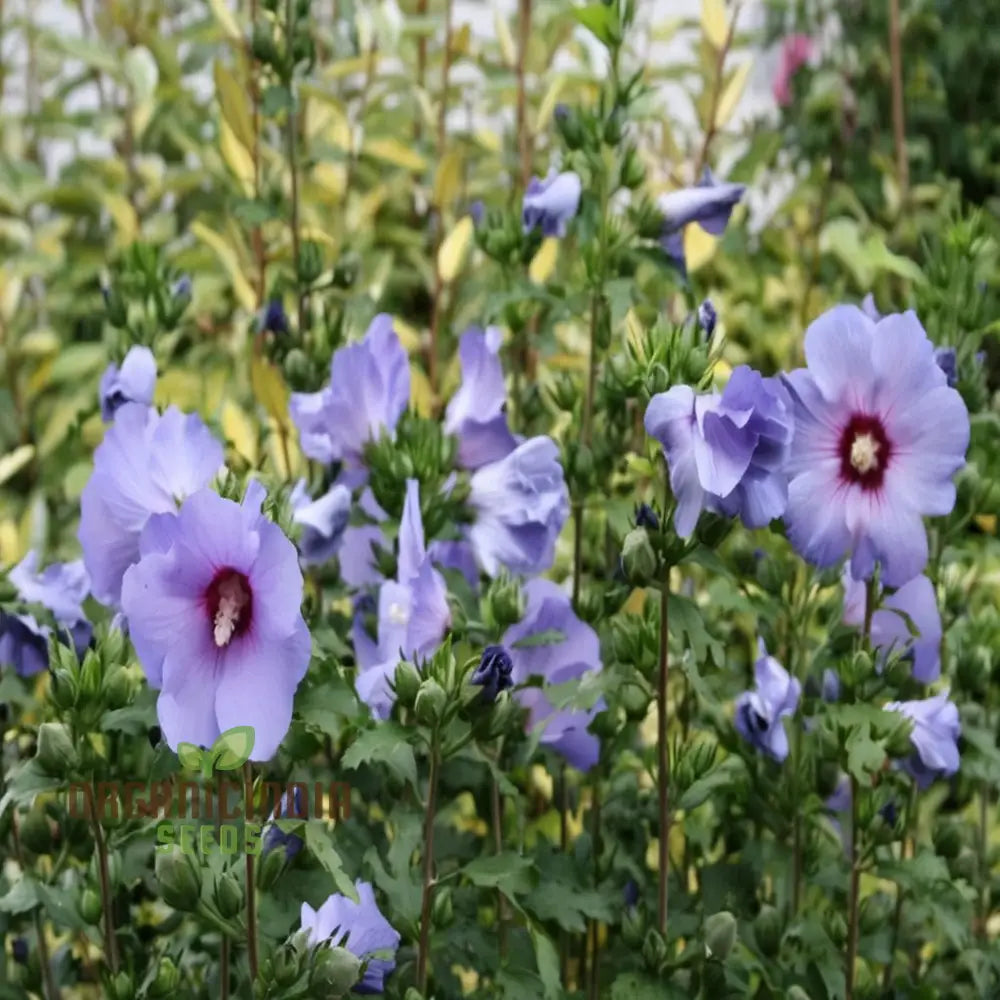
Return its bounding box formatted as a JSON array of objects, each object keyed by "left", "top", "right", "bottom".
[
  {"left": 425, "top": 0, "right": 454, "bottom": 394},
  {"left": 692, "top": 2, "right": 741, "bottom": 179},
  {"left": 249, "top": 0, "right": 266, "bottom": 307},
  {"left": 491, "top": 772, "right": 509, "bottom": 963},
  {"left": 845, "top": 774, "right": 861, "bottom": 1000},
  {"left": 515, "top": 0, "right": 532, "bottom": 190},
  {"left": 416, "top": 748, "right": 440, "bottom": 992},
  {"left": 12, "top": 819, "right": 62, "bottom": 1000},
  {"left": 244, "top": 762, "right": 259, "bottom": 981},
  {"left": 286, "top": 0, "right": 305, "bottom": 334},
  {"left": 656, "top": 570, "right": 670, "bottom": 936},
  {"left": 887, "top": 0, "right": 908, "bottom": 198},
  {"left": 89, "top": 812, "right": 119, "bottom": 974}
]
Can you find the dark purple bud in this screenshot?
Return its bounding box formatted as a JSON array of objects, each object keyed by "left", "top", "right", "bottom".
[
  {"left": 261, "top": 786, "right": 305, "bottom": 861},
  {"left": 697, "top": 299, "right": 717, "bottom": 339},
  {"left": 821, "top": 668, "right": 840, "bottom": 703},
  {"left": 260, "top": 298, "right": 289, "bottom": 335},
  {"left": 470, "top": 644, "right": 514, "bottom": 703},
  {"left": 634, "top": 503, "right": 659, "bottom": 530},
  {"left": 12, "top": 938, "right": 28, "bottom": 964},
  {"left": 879, "top": 799, "right": 898, "bottom": 827},
  {"left": 934, "top": 346, "right": 957, "bottom": 388},
  {"left": 623, "top": 880, "right": 639, "bottom": 908},
  {"left": 468, "top": 200, "right": 485, "bottom": 227},
  {"left": 554, "top": 103, "right": 570, "bottom": 122}
]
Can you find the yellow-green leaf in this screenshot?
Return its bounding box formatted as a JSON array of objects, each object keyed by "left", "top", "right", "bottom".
[
  {"left": 219, "top": 118, "right": 255, "bottom": 196},
  {"left": 0, "top": 445, "right": 35, "bottom": 487},
  {"left": 363, "top": 137, "right": 426, "bottom": 172},
  {"left": 410, "top": 363, "right": 435, "bottom": 418},
  {"left": 177, "top": 743, "right": 203, "bottom": 773},
  {"left": 210, "top": 726, "right": 256, "bottom": 772},
  {"left": 714, "top": 59, "right": 751, "bottom": 130},
  {"left": 701, "top": 0, "right": 728, "bottom": 49},
  {"left": 103, "top": 192, "right": 138, "bottom": 247},
  {"left": 433, "top": 148, "right": 463, "bottom": 209},
  {"left": 214, "top": 61, "right": 254, "bottom": 150},
  {"left": 494, "top": 7, "right": 516, "bottom": 67},
  {"left": 189, "top": 221, "right": 256, "bottom": 312},
  {"left": 684, "top": 224, "right": 717, "bottom": 273},
  {"left": 207, "top": 0, "right": 242, "bottom": 42},
  {"left": 536, "top": 75, "right": 566, "bottom": 133},
  {"left": 251, "top": 356, "right": 291, "bottom": 429},
  {"left": 529, "top": 237, "right": 559, "bottom": 284},
  {"left": 221, "top": 399, "right": 258, "bottom": 465},
  {"left": 437, "top": 216, "right": 474, "bottom": 284}
]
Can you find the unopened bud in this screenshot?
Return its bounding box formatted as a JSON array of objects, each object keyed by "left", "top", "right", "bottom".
[
  {"left": 155, "top": 848, "right": 202, "bottom": 912},
  {"left": 310, "top": 945, "right": 362, "bottom": 998},
  {"left": 704, "top": 910, "right": 737, "bottom": 960},
  {"left": 621, "top": 527, "right": 657, "bottom": 586},
  {"left": 36, "top": 722, "right": 77, "bottom": 777},
  {"left": 414, "top": 678, "right": 447, "bottom": 728}
]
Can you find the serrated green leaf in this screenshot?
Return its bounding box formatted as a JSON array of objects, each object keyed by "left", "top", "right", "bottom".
[
  {"left": 341, "top": 724, "right": 418, "bottom": 791},
  {"left": 463, "top": 853, "right": 537, "bottom": 896},
  {"left": 304, "top": 824, "right": 358, "bottom": 901}
]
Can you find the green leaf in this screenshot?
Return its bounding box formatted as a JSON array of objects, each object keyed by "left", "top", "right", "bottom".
[
  {"left": 209, "top": 725, "right": 256, "bottom": 772},
  {"left": 303, "top": 824, "right": 358, "bottom": 902},
  {"left": 341, "top": 724, "right": 418, "bottom": 791},
  {"left": 176, "top": 743, "right": 204, "bottom": 773},
  {"left": 528, "top": 922, "right": 562, "bottom": 1000},
  {"left": 677, "top": 755, "right": 747, "bottom": 812},
  {"left": 573, "top": 4, "right": 621, "bottom": 46},
  {"left": 463, "top": 853, "right": 537, "bottom": 897},
  {"left": 668, "top": 593, "right": 724, "bottom": 667},
  {"left": 0, "top": 760, "right": 63, "bottom": 814},
  {"left": 611, "top": 973, "right": 684, "bottom": 1000},
  {"left": 0, "top": 878, "right": 41, "bottom": 915},
  {"left": 845, "top": 722, "right": 887, "bottom": 781}
]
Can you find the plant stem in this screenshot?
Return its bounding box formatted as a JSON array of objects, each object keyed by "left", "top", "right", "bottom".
[
  {"left": 883, "top": 783, "right": 917, "bottom": 991},
  {"left": 558, "top": 763, "right": 572, "bottom": 985},
  {"left": 887, "top": 0, "right": 908, "bottom": 198},
  {"left": 514, "top": 0, "right": 532, "bottom": 190},
  {"left": 286, "top": 0, "right": 305, "bottom": 335},
  {"left": 249, "top": 0, "right": 266, "bottom": 307},
  {"left": 426, "top": 0, "right": 454, "bottom": 395},
  {"left": 12, "top": 818, "right": 61, "bottom": 1000},
  {"left": 89, "top": 813, "right": 119, "bottom": 974},
  {"left": 845, "top": 772, "right": 861, "bottom": 1000},
  {"left": 977, "top": 700, "right": 991, "bottom": 939},
  {"left": 243, "top": 762, "right": 259, "bottom": 981},
  {"left": 692, "top": 2, "right": 741, "bottom": 179},
  {"left": 491, "top": 742, "right": 509, "bottom": 963},
  {"left": 656, "top": 564, "right": 671, "bottom": 937},
  {"left": 416, "top": 746, "right": 440, "bottom": 992},
  {"left": 587, "top": 779, "right": 602, "bottom": 1000}
]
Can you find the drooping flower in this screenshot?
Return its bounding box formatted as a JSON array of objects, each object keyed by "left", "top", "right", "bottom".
[
  {"left": 634, "top": 503, "right": 660, "bottom": 530},
  {"left": 470, "top": 644, "right": 514, "bottom": 703},
  {"left": 781, "top": 307, "right": 970, "bottom": 587},
  {"left": 0, "top": 553, "right": 91, "bottom": 676},
  {"left": 351, "top": 480, "right": 450, "bottom": 719},
  {"left": 734, "top": 640, "right": 800, "bottom": 762},
  {"left": 772, "top": 33, "right": 814, "bottom": 106},
  {"left": 697, "top": 299, "right": 717, "bottom": 340},
  {"left": 644, "top": 366, "right": 793, "bottom": 537},
  {"left": 522, "top": 170, "right": 582, "bottom": 238},
  {"left": 79, "top": 404, "right": 223, "bottom": 607},
  {"left": 467, "top": 437, "right": 569, "bottom": 578},
  {"left": 259, "top": 298, "right": 289, "bottom": 336},
  {"left": 503, "top": 579, "right": 603, "bottom": 772},
  {"left": 884, "top": 690, "right": 961, "bottom": 789},
  {"left": 290, "top": 480, "right": 352, "bottom": 566},
  {"left": 444, "top": 326, "right": 518, "bottom": 470},
  {"left": 842, "top": 567, "right": 942, "bottom": 683},
  {"left": 301, "top": 881, "right": 401, "bottom": 994},
  {"left": 657, "top": 168, "right": 746, "bottom": 276},
  {"left": 98, "top": 346, "right": 157, "bottom": 422},
  {"left": 120, "top": 482, "right": 311, "bottom": 760},
  {"left": 288, "top": 314, "right": 410, "bottom": 478}
]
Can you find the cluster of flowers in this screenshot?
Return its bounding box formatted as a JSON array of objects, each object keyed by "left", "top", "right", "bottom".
[{"left": 643, "top": 304, "right": 968, "bottom": 788}]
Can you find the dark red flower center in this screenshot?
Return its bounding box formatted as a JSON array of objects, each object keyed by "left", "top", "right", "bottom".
[
  {"left": 838, "top": 414, "right": 891, "bottom": 491},
  {"left": 204, "top": 569, "right": 253, "bottom": 647}
]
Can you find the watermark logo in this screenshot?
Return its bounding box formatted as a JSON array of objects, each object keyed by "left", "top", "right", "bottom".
[{"left": 65, "top": 726, "right": 350, "bottom": 857}]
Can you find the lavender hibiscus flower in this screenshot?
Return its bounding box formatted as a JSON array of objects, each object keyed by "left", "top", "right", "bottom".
[
  {"left": 301, "top": 881, "right": 401, "bottom": 994},
  {"left": 658, "top": 168, "right": 746, "bottom": 276},
  {"left": 644, "top": 365, "right": 793, "bottom": 537},
  {"left": 781, "top": 307, "right": 970, "bottom": 587},
  {"left": 351, "top": 479, "right": 450, "bottom": 719},
  {"left": 885, "top": 690, "right": 961, "bottom": 789},
  {"left": 842, "top": 567, "right": 942, "bottom": 683},
  {"left": 734, "top": 640, "right": 801, "bottom": 762},
  {"left": 444, "top": 326, "right": 518, "bottom": 470},
  {"left": 468, "top": 437, "right": 569, "bottom": 577},
  {"left": 289, "top": 480, "right": 352, "bottom": 566},
  {"left": 522, "top": 170, "right": 582, "bottom": 238},
  {"left": 78, "top": 403, "right": 224, "bottom": 607},
  {"left": 99, "top": 346, "right": 157, "bottom": 422},
  {"left": 289, "top": 314, "right": 410, "bottom": 481},
  {"left": 502, "top": 579, "right": 604, "bottom": 772},
  {"left": 120, "top": 481, "right": 311, "bottom": 760},
  {"left": 0, "top": 553, "right": 91, "bottom": 676}
]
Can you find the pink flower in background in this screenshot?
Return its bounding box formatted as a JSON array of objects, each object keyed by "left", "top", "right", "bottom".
[{"left": 773, "top": 34, "right": 814, "bottom": 107}]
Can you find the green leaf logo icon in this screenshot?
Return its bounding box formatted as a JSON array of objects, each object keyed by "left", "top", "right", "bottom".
[
  {"left": 207, "top": 726, "right": 256, "bottom": 776},
  {"left": 177, "top": 742, "right": 204, "bottom": 774}
]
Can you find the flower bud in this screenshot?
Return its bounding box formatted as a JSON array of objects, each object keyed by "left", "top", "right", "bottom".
[
  {"left": 214, "top": 872, "right": 244, "bottom": 919},
  {"left": 48, "top": 664, "right": 78, "bottom": 711},
  {"left": 619, "top": 145, "right": 645, "bottom": 189},
  {"left": 753, "top": 904, "right": 781, "bottom": 957},
  {"left": 310, "top": 945, "right": 362, "bottom": 998},
  {"left": 78, "top": 649, "right": 103, "bottom": 700},
  {"left": 482, "top": 576, "right": 525, "bottom": 632},
  {"left": 697, "top": 299, "right": 717, "bottom": 340},
  {"left": 787, "top": 988, "right": 813, "bottom": 1000},
  {"left": 704, "top": 910, "right": 737, "bottom": 960},
  {"left": 885, "top": 716, "right": 914, "bottom": 759},
  {"left": 155, "top": 848, "right": 202, "bottom": 912},
  {"left": 110, "top": 970, "right": 134, "bottom": 1000},
  {"left": 36, "top": 722, "right": 78, "bottom": 777},
  {"left": 19, "top": 806, "right": 53, "bottom": 855},
  {"left": 621, "top": 683, "right": 650, "bottom": 722},
  {"left": 251, "top": 23, "right": 278, "bottom": 64},
  {"left": 273, "top": 942, "right": 304, "bottom": 987},
  {"left": 622, "top": 903, "right": 644, "bottom": 946},
  {"left": 554, "top": 104, "right": 585, "bottom": 149},
  {"left": 469, "top": 646, "right": 514, "bottom": 704},
  {"left": 548, "top": 372, "right": 578, "bottom": 412},
  {"left": 621, "top": 528, "right": 657, "bottom": 586},
  {"left": 393, "top": 660, "right": 422, "bottom": 709},
  {"left": 79, "top": 887, "right": 103, "bottom": 926},
  {"left": 297, "top": 241, "right": 324, "bottom": 286},
  {"left": 283, "top": 347, "right": 311, "bottom": 387},
  {"left": 414, "top": 678, "right": 448, "bottom": 728},
  {"left": 148, "top": 957, "right": 180, "bottom": 997},
  {"left": 104, "top": 668, "right": 133, "bottom": 710},
  {"left": 641, "top": 928, "right": 668, "bottom": 971}
]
